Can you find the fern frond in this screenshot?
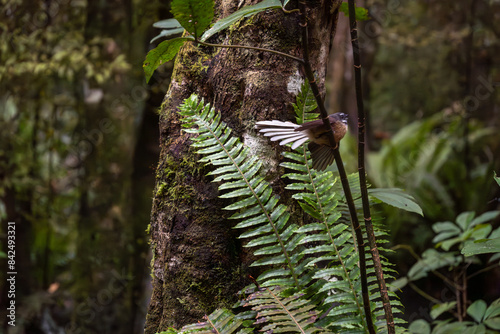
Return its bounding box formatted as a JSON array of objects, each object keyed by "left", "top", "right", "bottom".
[
  {"left": 179, "top": 94, "right": 308, "bottom": 290},
  {"left": 245, "top": 286, "right": 328, "bottom": 334},
  {"left": 281, "top": 148, "right": 369, "bottom": 331},
  {"left": 178, "top": 308, "right": 252, "bottom": 334},
  {"left": 293, "top": 79, "right": 319, "bottom": 125}
]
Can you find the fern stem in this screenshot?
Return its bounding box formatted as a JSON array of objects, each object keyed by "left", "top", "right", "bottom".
[
  {"left": 408, "top": 282, "right": 441, "bottom": 304},
  {"left": 346, "top": 1, "right": 395, "bottom": 331},
  {"left": 298, "top": 2, "right": 374, "bottom": 333}
]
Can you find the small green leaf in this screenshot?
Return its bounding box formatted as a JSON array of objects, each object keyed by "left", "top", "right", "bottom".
[
  {"left": 432, "top": 221, "right": 459, "bottom": 234},
  {"left": 171, "top": 0, "right": 214, "bottom": 40},
  {"left": 470, "top": 224, "right": 493, "bottom": 240},
  {"left": 432, "top": 222, "right": 460, "bottom": 243},
  {"left": 494, "top": 171, "right": 500, "bottom": 187},
  {"left": 389, "top": 277, "right": 408, "bottom": 291},
  {"left": 339, "top": 2, "right": 370, "bottom": 21},
  {"left": 484, "top": 300, "right": 500, "bottom": 330},
  {"left": 407, "top": 249, "right": 461, "bottom": 281},
  {"left": 461, "top": 237, "right": 500, "bottom": 256},
  {"left": 467, "top": 324, "right": 487, "bottom": 334},
  {"left": 468, "top": 300, "right": 487, "bottom": 323},
  {"left": 456, "top": 211, "right": 475, "bottom": 231},
  {"left": 485, "top": 299, "right": 500, "bottom": 320},
  {"left": 430, "top": 302, "right": 457, "bottom": 320},
  {"left": 439, "top": 237, "right": 463, "bottom": 251},
  {"left": 408, "top": 319, "right": 431, "bottom": 334},
  {"left": 150, "top": 28, "right": 185, "bottom": 44},
  {"left": 369, "top": 188, "right": 423, "bottom": 216},
  {"left": 485, "top": 318, "right": 500, "bottom": 330},
  {"left": 143, "top": 37, "right": 192, "bottom": 82},
  {"left": 201, "top": 0, "right": 282, "bottom": 42},
  {"left": 469, "top": 211, "right": 500, "bottom": 228},
  {"left": 153, "top": 18, "right": 182, "bottom": 29}
]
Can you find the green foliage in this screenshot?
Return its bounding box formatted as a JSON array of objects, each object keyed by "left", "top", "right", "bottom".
[
  {"left": 369, "top": 1, "right": 463, "bottom": 131},
  {"left": 462, "top": 237, "right": 500, "bottom": 257},
  {"left": 0, "top": 1, "right": 131, "bottom": 287},
  {"left": 393, "top": 207, "right": 500, "bottom": 333},
  {"left": 293, "top": 79, "right": 319, "bottom": 125},
  {"left": 175, "top": 308, "right": 250, "bottom": 333},
  {"left": 368, "top": 112, "right": 497, "bottom": 243},
  {"left": 145, "top": 0, "right": 215, "bottom": 80},
  {"left": 339, "top": 2, "right": 370, "bottom": 21},
  {"left": 171, "top": 0, "right": 214, "bottom": 40},
  {"left": 409, "top": 298, "right": 500, "bottom": 334},
  {"left": 433, "top": 211, "right": 500, "bottom": 252},
  {"left": 369, "top": 188, "right": 423, "bottom": 216},
  {"left": 144, "top": 37, "right": 193, "bottom": 82},
  {"left": 243, "top": 286, "right": 327, "bottom": 333},
  {"left": 394, "top": 209, "right": 500, "bottom": 287},
  {"left": 151, "top": 19, "right": 184, "bottom": 43},
  {"left": 200, "top": 0, "right": 282, "bottom": 42},
  {"left": 146, "top": 0, "right": 287, "bottom": 82},
  {"left": 281, "top": 149, "right": 406, "bottom": 332},
  {"left": 2, "top": 1, "right": 158, "bottom": 332},
  {"left": 158, "top": 287, "right": 327, "bottom": 333},
  {"left": 177, "top": 92, "right": 406, "bottom": 333}
]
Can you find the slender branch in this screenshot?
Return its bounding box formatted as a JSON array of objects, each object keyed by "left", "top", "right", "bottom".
[
  {"left": 467, "top": 263, "right": 500, "bottom": 279},
  {"left": 195, "top": 40, "right": 304, "bottom": 64},
  {"left": 408, "top": 282, "right": 441, "bottom": 304},
  {"left": 462, "top": 265, "right": 468, "bottom": 320},
  {"left": 454, "top": 269, "right": 463, "bottom": 321},
  {"left": 298, "top": 2, "right": 374, "bottom": 333},
  {"left": 346, "top": 0, "right": 395, "bottom": 332}
]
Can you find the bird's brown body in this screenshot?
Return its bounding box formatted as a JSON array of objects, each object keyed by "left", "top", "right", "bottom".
[{"left": 255, "top": 113, "right": 348, "bottom": 171}]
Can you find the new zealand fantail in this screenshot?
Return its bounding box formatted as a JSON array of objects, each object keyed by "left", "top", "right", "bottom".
[{"left": 255, "top": 113, "right": 348, "bottom": 171}]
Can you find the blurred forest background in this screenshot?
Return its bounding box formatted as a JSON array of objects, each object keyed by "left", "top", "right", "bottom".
[{"left": 0, "top": 0, "right": 499, "bottom": 333}]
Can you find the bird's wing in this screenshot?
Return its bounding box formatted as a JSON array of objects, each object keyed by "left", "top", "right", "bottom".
[
  {"left": 294, "top": 119, "right": 326, "bottom": 132},
  {"left": 308, "top": 142, "right": 335, "bottom": 171}
]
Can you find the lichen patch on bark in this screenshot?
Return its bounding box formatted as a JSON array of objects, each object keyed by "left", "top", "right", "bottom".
[{"left": 287, "top": 70, "right": 305, "bottom": 95}]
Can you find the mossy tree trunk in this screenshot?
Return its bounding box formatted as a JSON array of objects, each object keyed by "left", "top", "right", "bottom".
[{"left": 145, "top": 1, "right": 342, "bottom": 332}]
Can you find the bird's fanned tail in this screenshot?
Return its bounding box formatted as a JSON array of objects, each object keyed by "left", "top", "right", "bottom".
[
  {"left": 255, "top": 120, "right": 309, "bottom": 149},
  {"left": 255, "top": 113, "right": 347, "bottom": 172}
]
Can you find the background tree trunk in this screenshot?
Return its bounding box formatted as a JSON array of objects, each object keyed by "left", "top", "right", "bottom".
[{"left": 145, "top": 0, "right": 342, "bottom": 332}]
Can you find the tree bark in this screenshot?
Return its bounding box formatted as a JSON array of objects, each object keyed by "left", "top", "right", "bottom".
[{"left": 145, "top": 1, "right": 342, "bottom": 332}]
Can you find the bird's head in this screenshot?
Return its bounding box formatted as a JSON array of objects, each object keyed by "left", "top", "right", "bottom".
[
  {"left": 328, "top": 112, "right": 348, "bottom": 126},
  {"left": 338, "top": 113, "right": 348, "bottom": 125}
]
